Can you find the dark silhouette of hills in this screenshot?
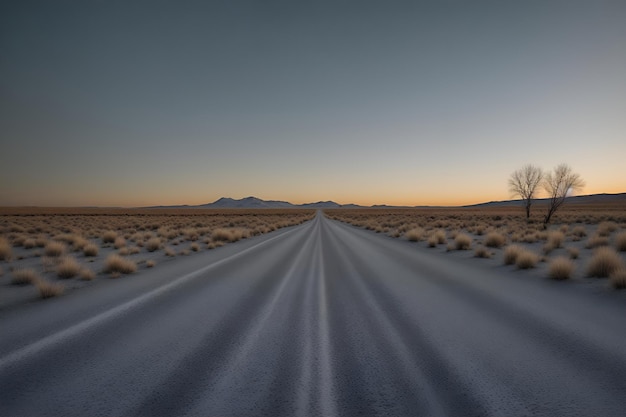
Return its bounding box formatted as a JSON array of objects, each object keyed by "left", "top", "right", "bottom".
[{"left": 145, "top": 193, "right": 626, "bottom": 209}]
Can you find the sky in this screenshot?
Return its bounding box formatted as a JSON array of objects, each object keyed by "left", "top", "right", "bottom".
[{"left": 1, "top": 0, "right": 625, "bottom": 207}]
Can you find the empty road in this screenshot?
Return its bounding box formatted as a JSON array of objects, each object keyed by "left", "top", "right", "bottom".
[{"left": 2, "top": 212, "right": 626, "bottom": 416}]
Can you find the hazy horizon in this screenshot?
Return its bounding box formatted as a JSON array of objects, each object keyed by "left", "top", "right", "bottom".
[{"left": 2, "top": 1, "right": 625, "bottom": 207}]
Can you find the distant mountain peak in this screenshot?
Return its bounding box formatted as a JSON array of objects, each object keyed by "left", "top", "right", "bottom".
[{"left": 144, "top": 192, "right": 625, "bottom": 210}]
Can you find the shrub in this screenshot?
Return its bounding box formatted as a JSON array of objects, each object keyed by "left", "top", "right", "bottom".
[
  {"left": 114, "top": 236, "right": 126, "bottom": 249},
  {"left": 567, "top": 247, "right": 579, "bottom": 259},
  {"left": 503, "top": 245, "right": 523, "bottom": 265},
  {"left": 427, "top": 230, "right": 446, "bottom": 247},
  {"left": 145, "top": 237, "right": 161, "bottom": 252},
  {"left": 543, "top": 243, "right": 555, "bottom": 255},
  {"left": 0, "top": 237, "right": 12, "bottom": 261},
  {"left": 615, "top": 231, "right": 626, "bottom": 252},
  {"left": 571, "top": 226, "right": 587, "bottom": 238},
  {"left": 102, "top": 230, "right": 117, "bottom": 244},
  {"left": 610, "top": 268, "right": 626, "bottom": 289},
  {"left": 44, "top": 241, "right": 66, "bottom": 257},
  {"left": 484, "top": 232, "right": 506, "bottom": 248},
  {"left": 72, "top": 236, "right": 90, "bottom": 251},
  {"left": 548, "top": 257, "right": 574, "bottom": 280},
  {"left": 79, "top": 268, "right": 95, "bottom": 280},
  {"left": 11, "top": 268, "right": 40, "bottom": 285},
  {"left": 211, "top": 228, "right": 228, "bottom": 241},
  {"left": 23, "top": 238, "right": 36, "bottom": 249},
  {"left": 164, "top": 247, "right": 176, "bottom": 257},
  {"left": 586, "top": 247, "right": 624, "bottom": 278},
  {"left": 547, "top": 231, "right": 565, "bottom": 249},
  {"left": 83, "top": 243, "right": 99, "bottom": 257},
  {"left": 212, "top": 228, "right": 247, "bottom": 242},
  {"left": 104, "top": 254, "right": 137, "bottom": 275},
  {"left": 454, "top": 233, "right": 472, "bottom": 250},
  {"left": 585, "top": 235, "right": 609, "bottom": 249},
  {"left": 522, "top": 233, "right": 538, "bottom": 244},
  {"left": 190, "top": 242, "right": 200, "bottom": 252},
  {"left": 56, "top": 255, "right": 81, "bottom": 279},
  {"left": 598, "top": 221, "right": 618, "bottom": 237},
  {"left": 37, "top": 280, "right": 64, "bottom": 298},
  {"left": 405, "top": 228, "right": 424, "bottom": 242},
  {"left": 516, "top": 249, "right": 538, "bottom": 269},
  {"left": 474, "top": 246, "right": 491, "bottom": 258},
  {"left": 146, "top": 259, "right": 156, "bottom": 268}
]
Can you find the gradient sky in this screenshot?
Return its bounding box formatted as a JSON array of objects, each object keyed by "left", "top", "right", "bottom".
[{"left": 1, "top": 1, "right": 625, "bottom": 207}]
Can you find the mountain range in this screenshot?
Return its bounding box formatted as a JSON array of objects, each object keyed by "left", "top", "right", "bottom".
[{"left": 146, "top": 193, "right": 626, "bottom": 209}]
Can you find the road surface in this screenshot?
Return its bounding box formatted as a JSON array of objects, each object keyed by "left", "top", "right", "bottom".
[{"left": 2, "top": 212, "right": 626, "bottom": 416}]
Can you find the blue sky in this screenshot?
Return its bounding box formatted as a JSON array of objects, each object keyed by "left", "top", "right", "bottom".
[{"left": 1, "top": 1, "right": 625, "bottom": 206}]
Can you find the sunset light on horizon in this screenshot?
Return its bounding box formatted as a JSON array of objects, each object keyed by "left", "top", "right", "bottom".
[{"left": 1, "top": 1, "right": 625, "bottom": 207}]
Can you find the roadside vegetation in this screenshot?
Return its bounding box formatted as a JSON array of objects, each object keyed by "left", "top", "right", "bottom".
[
  {"left": 0, "top": 208, "right": 314, "bottom": 305},
  {"left": 326, "top": 203, "right": 626, "bottom": 291}
]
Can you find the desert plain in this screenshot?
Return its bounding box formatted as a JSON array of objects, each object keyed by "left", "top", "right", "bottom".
[{"left": 1, "top": 203, "right": 626, "bottom": 415}]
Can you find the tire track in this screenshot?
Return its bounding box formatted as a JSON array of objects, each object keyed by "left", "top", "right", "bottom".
[
  {"left": 322, "top": 218, "right": 487, "bottom": 416},
  {"left": 326, "top": 217, "right": 626, "bottom": 416}
]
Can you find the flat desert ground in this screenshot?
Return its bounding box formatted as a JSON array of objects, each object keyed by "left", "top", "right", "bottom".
[{"left": 1, "top": 206, "right": 626, "bottom": 416}]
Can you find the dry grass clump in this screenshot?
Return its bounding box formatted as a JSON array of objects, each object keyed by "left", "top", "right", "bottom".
[
  {"left": 0, "top": 236, "right": 12, "bottom": 261},
  {"left": 615, "top": 231, "right": 626, "bottom": 252},
  {"left": 164, "top": 247, "right": 176, "bottom": 257},
  {"left": 114, "top": 236, "right": 126, "bottom": 249},
  {"left": 521, "top": 232, "right": 539, "bottom": 244},
  {"left": 83, "top": 243, "right": 99, "bottom": 257},
  {"left": 212, "top": 228, "right": 249, "bottom": 243},
  {"left": 102, "top": 230, "right": 118, "bottom": 244},
  {"left": 11, "top": 268, "right": 40, "bottom": 285},
  {"left": 516, "top": 249, "right": 539, "bottom": 269},
  {"left": 427, "top": 230, "right": 446, "bottom": 247},
  {"left": 610, "top": 268, "right": 626, "bottom": 289},
  {"left": 547, "top": 231, "right": 565, "bottom": 249},
  {"left": 146, "top": 259, "right": 156, "bottom": 268},
  {"left": 405, "top": 228, "right": 424, "bottom": 242},
  {"left": 586, "top": 235, "right": 609, "bottom": 249},
  {"left": 23, "top": 238, "right": 36, "bottom": 249},
  {"left": 56, "top": 255, "right": 81, "bottom": 279},
  {"left": 104, "top": 254, "right": 137, "bottom": 274},
  {"left": 597, "top": 221, "right": 618, "bottom": 237},
  {"left": 79, "top": 268, "right": 95, "bottom": 281},
  {"left": 571, "top": 226, "right": 587, "bottom": 238},
  {"left": 145, "top": 237, "right": 161, "bottom": 252},
  {"left": 44, "top": 241, "right": 66, "bottom": 257},
  {"left": 586, "top": 247, "right": 624, "bottom": 278},
  {"left": 548, "top": 257, "right": 574, "bottom": 280},
  {"left": 453, "top": 233, "right": 472, "bottom": 250},
  {"left": 36, "top": 280, "right": 64, "bottom": 298},
  {"left": 474, "top": 246, "right": 491, "bottom": 258},
  {"left": 503, "top": 245, "right": 524, "bottom": 265},
  {"left": 484, "top": 232, "right": 506, "bottom": 248},
  {"left": 71, "top": 236, "right": 90, "bottom": 251},
  {"left": 190, "top": 242, "right": 200, "bottom": 252},
  {"left": 567, "top": 247, "right": 580, "bottom": 259}
]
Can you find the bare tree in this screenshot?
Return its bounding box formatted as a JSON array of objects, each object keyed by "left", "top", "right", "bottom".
[
  {"left": 508, "top": 164, "right": 543, "bottom": 220},
  {"left": 542, "top": 163, "right": 585, "bottom": 228}
]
